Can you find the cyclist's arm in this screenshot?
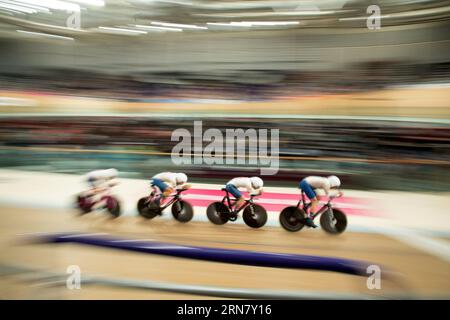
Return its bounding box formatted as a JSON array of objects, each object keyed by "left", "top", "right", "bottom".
[
  {"left": 164, "top": 176, "right": 178, "bottom": 188},
  {"left": 108, "top": 178, "right": 119, "bottom": 187},
  {"left": 177, "top": 183, "right": 191, "bottom": 190},
  {"left": 247, "top": 186, "right": 263, "bottom": 196},
  {"left": 328, "top": 189, "right": 343, "bottom": 198}
]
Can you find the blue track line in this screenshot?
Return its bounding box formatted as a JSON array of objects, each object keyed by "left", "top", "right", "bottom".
[{"left": 33, "top": 232, "right": 378, "bottom": 277}]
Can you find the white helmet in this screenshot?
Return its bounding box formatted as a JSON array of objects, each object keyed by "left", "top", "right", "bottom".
[
  {"left": 175, "top": 173, "right": 188, "bottom": 185},
  {"left": 250, "top": 176, "right": 264, "bottom": 189},
  {"left": 328, "top": 175, "right": 341, "bottom": 188},
  {"left": 104, "top": 168, "right": 118, "bottom": 179}
]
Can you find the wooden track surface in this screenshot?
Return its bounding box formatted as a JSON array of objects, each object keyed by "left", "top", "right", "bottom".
[{"left": 0, "top": 206, "right": 449, "bottom": 299}]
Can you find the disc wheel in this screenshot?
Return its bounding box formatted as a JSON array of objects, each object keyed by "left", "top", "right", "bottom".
[
  {"left": 171, "top": 200, "right": 194, "bottom": 223},
  {"left": 106, "top": 197, "right": 121, "bottom": 218},
  {"left": 279, "top": 206, "right": 306, "bottom": 232},
  {"left": 320, "top": 208, "right": 347, "bottom": 234},
  {"left": 206, "top": 202, "right": 229, "bottom": 225},
  {"left": 243, "top": 204, "right": 267, "bottom": 228},
  {"left": 76, "top": 195, "right": 92, "bottom": 214},
  {"left": 137, "top": 197, "right": 159, "bottom": 219}
]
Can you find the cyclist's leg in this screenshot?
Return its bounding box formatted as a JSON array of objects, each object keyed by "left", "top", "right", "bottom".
[
  {"left": 299, "top": 180, "right": 318, "bottom": 228},
  {"left": 152, "top": 178, "right": 172, "bottom": 198},
  {"left": 87, "top": 178, "right": 105, "bottom": 204},
  {"left": 91, "top": 186, "right": 109, "bottom": 209},
  {"left": 150, "top": 179, "right": 167, "bottom": 206},
  {"left": 225, "top": 184, "right": 244, "bottom": 209},
  {"left": 300, "top": 180, "right": 318, "bottom": 213},
  {"left": 85, "top": 178, "right": 100, "bottom": 198}
]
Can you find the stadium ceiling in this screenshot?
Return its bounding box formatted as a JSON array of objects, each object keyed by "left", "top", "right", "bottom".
[
  {"left": 0, "top": 0, "right": 449, "bottom": 39},
  {"left": 0, "top": 0, "right": 449, "bottom": 78}
]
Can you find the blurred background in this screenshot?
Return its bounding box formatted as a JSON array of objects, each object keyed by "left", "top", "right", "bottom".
[
  {"left": 0, "top": 0, "right": 449, "bottom": 299},
  {"left": 0, "top": 0, "right": 449, "bottom": 190}
]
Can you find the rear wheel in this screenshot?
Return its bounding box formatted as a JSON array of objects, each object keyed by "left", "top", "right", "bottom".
[
  {"left": 320, "top": 208, "right": 347, "bottom": 234},
  {"left": 206, "top": 202, "right": 229, "bottom": 225},
  {"left": 243, "top": 204, "right": 267, "bottom": 228},
  {"left": 76, "top": 195, "right": 92, "bottom": 214},
  {"left": 279, "top": 206, "right": 306, "bottom": 232},
  {"left": 137, "top": 197, "right": 159, "bottom": 219},
  {"left": 171, "top": 200, "right": 194, "bottom": 223},
  {"left": 106, "top": 197, "right": 121, "bottom": 218}
]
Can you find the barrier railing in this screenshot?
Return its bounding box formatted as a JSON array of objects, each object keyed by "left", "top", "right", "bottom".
[{"left": 0, "top": 264, "right": 417, "bottom": 300}]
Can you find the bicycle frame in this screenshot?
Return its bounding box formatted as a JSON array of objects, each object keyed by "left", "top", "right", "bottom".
[
  {"left": 297, "top": 191, "right": 336, "bottom": 220},
  {"left": 221, "top": 189, "right": 255, "bottom": 215},
  {"left": 148, "top": 186, "right": 185, "bottom": 210}
]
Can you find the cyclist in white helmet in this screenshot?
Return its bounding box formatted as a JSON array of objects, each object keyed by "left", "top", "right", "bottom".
[
  {"left": 86, "top": 168, "right": 118, "bottom": 190},
  {"left": 225, "top": 176, "right": 264, "bottom": 209},
  {"left": 299, "top": 175, "right": 343, "bottom": 228},
  {"left": 84, "top": 168, "right": 119, "bottom": 207},
  {"left": 150, "top": 172, "right": 190, "bottom": 198}
]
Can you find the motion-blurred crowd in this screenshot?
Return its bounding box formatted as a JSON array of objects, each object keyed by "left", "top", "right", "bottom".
[
  {"left": 1, "top": 61, "right": 449, "bottom": 101},
  {"left": 1, "top": 117, "right": 449, "bottom": 191}
]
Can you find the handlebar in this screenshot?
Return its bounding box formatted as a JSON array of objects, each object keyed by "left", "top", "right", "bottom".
[
  {"left": 299, "top": 192, "right": 342, "bottom": 207},
  {"left": 248, "top": 193, "right": 262, "bottom": 201},
  {"left": 222, "top": 188, "right": 261, "bottom": 200},
  {"left": 327, "top": 193, "right": 343, "bottom": 202}
]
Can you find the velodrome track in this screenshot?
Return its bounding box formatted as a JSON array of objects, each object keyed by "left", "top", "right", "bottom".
[{"left": 0, "top": 170, "right": 449, "bottom": 299}]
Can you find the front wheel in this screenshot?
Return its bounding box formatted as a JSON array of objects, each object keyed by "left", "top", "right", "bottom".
[
  {"left": 243, "top": 204, "right": 267, "bottom": 228},
  {"left": 320, "top": 208, "right": 347, "bottom": 234},
  {"left": 279, "top": 206, "right": 306, "bottom": 232},
  {"left": 171, "top": 200, "right": 194, "bottom": 223},
  {"left": 105, "top": 196, "right": 121, "bottom": 218},
  {"left": 206, "top": 202, "right": 229, "bottom": 225},
  {"left": 76, "top": 194, "right": 92, "bottom": 214},
  {"left": 137, "top": 197, "right": 159, "bottom": 219}
]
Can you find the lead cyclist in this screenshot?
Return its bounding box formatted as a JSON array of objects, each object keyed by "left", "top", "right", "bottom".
[{"left": 298, "top": 175, "right": 344, "bottom": 228}]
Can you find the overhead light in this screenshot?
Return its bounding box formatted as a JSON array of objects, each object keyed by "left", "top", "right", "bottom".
[
  {"left": 197, "top": 10, "right": 336, "bottom": 19},
  {"left": 273, "top": 10, "right": 336, "bottom": 16},
  {"left": 206, "top": 22, "right": 249, "bottom": 28},
  {"left": 158, "top": 0, "right": 193, "bottom": 5},
  {"left": 339, "top": 6, "right": 450, "bottom": 21},
  {"left": 230, "top": 22, "right": 252, "bottom": 27},
  {"left": 16, "top": 0, "right": 80, "bottom": 12},
  {"left": 190, "top": 2, "right": 284, "bottom": 10},
  {"left": 151, "top": 21, "right": 207, "bottom": 30},
  {"left": 246, "top": 21, "right": 300, "bottom": 26},
  {"left": 134, "top": 24, "right": 183, "bottom": 32},
  {"left": 1, "top": 0, "right": 51, "bottom": 13},
  {"left": 0, "top": 8, "right": 15, "bottom": 15},
  {"left": 339, "top": 17, "right": 374, "bottom": 21},
  {"left": 67, "top": 0, "right": 104, "bottom": 6},
  {"left": 207, "top": 21, "right": 300, "bottom": 28},
  {"left": 0, "top": 2, "right": 37, "bottom": 14},
  {"left": 98, "top": 26, "right": 147, "bottom": 35},
  {"left": 16, "top": 29, "right": 74, "bottom": 40}
]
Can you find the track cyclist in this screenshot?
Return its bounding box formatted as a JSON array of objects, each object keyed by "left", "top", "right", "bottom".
[
  {"left": 150, "top": 172, "right": 190, "bottom": 204},
  {"left": 225, "top": 176, "right": 264, "bottom": 210},
  {"left": 299, "top": 175, "right": 343, "bottom": 228},
  {"left": 84, "top": 168, "right": 119, "bottom": 209}
]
